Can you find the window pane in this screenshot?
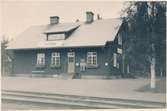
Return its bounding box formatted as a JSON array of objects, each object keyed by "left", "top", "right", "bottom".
[
  {"left": 93, "top": 56, "right": 97, "bottom": 65},
  {"left": 56, "top": 59, "right": 60, "bottom": 66},
  {"left": 87, "top": 52, "right": 97, "bottom": 65},
  {"left": 93, "top": 52, "right": 96, "bottom": 55},
  {"left": 88, "top": 56, "right": 92, "bottom": 64},
  {"left": 52, "top": 53, "right": 55, "bottom": 56},
  {"left": 37, "top": 53, "right": 45, "bottom": 65},
  {"left": 51, "top": 58, "right": 55, "bottom": 65},
  {"left": 68, "top": 57, "right": 74, "bottom": 63},
  {"left": 48, "top": 34, "right": 65, "bottom": 40},
  {"left": 68, "top": 52, "right": 75, "bottom": 57},
  {"left": 51, "top": 52, "right": 60, "bottom": 66}
]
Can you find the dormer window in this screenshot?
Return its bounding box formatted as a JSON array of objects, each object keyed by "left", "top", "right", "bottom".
[
  {"left": 47, "top": 33, "right": 65, "bottom": 41},
  {"left": 44, "top": 17, "right": 80, "bottom": 41}
]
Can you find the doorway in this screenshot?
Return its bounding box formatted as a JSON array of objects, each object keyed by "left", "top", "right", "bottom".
[{"left": 67, "top": 52, "right": 75, "bottom": 73}]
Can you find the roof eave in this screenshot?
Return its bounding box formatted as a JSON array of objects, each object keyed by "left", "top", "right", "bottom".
[{"left": 5, "top": 45, "right": 105, "bottom": 51}]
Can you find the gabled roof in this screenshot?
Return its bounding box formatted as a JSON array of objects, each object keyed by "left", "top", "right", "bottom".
[{"left": 6, "top": 18, "right": 122, "bottom": 50}]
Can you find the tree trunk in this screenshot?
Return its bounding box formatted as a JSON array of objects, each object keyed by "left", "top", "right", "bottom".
[
  {"left": 150, "top": 57, "right": 155, "bottom": 88},
  {"left": 127, "top": 64, "right": 130, "bottom": 73},
  {"left": 122, "top": 55, "right": 125, "bottom": 74},
  {"left": 160, "top": 67, "right": 163, "bottom": 77},
  {"left": 150, "top": 41, "right": 156, "bottom": 88}
]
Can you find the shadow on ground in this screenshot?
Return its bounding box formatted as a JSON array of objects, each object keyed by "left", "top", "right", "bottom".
[{"left": 136, "top": 78, "right": 166, "bottom": 93}]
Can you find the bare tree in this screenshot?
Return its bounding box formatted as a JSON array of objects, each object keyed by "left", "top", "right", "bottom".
[{"left": 1, "top": 35, "right": 13, "bottom": 76}]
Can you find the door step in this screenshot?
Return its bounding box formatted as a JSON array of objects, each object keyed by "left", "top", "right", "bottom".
[{"left": 57, "top": 73, "right": 75, "bottom": 79}]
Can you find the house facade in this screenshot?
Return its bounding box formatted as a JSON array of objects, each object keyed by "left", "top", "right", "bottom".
[{"left": 6, "top": 12, "right": 127, "bottom": 78}]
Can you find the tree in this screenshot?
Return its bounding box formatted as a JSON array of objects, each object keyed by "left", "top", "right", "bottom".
[
  {"left": 121, "top": 1, "right": 166, "bottom": 88},
  {"left": 1, "top": 36, "right": 9, "bottom": 75},
  {"left": 1, "top": 36, "right": 13, "bottom": 76},
  {"left": 148, "top": 2, "right": 166, "bottom": 88}
]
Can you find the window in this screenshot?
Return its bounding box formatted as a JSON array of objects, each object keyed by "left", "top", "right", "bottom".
[
  {"left": 48, "top": 34, "right": 65, "bottom": 41},
  {"left": 51, "top": 52, "right": 60, "bottom": 66},
  {"left": 50, "top": 17, "right": 59, "bottom": 24},
  {"left": 68, "top": 52, "right": 75, "bottom": 56},
  {"left": 37, "top": 53, "right": 45, "bottom": 65},
  {"left": 113, "top": 53, "right": 117, "bottom": 67},
  {"left": 118, "top": 34, "right": 122, "bottom": 45},
  {"left": 68, "top": 57, "right": 74, "bottom": 63},
  {"left": 117, "top": 63, "right": 119, "bottom": 68},
  {"left": 68, "top": 52, "right": 75, "bottom": 63},
  {"left": 87, "top": 52, "right": 97, "bottom": 65},
  {"left": 117, "top": 48, "right": 122, "bottom": 54}
]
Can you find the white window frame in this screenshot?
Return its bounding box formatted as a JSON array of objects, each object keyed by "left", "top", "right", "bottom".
[
  {"left": 113, "top": 53, "right": 117, "bottom": 67},
  {"left": 48, "top": 34, "right": 65, "bottom": 41},
  {"left": 117, "top": 48, "right": 122, "bottom": 54},
  {"left": 68, "top": 52, "right": 75, "bottom": 63},
  {"left": 50, "top": 17, "right": 58, "bottom": 24},
  {"left": 37, "top": 53, "right": 45, "bottom": 65},
  {"left": 87, "top": 52, "right": 97, "bottom": 66},
  {"left": 51, "top": 52, "right": 60, "bottom": 66},
  {"left": 118, "top": 34, "right": 122, "bottom": 45}
]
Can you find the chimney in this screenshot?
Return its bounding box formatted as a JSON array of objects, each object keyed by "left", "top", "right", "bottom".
[
  {"left": 50, "top": 16, "right": 59, "bottom": 24},
  {"left": 86, "top": 11, "right": 94, "bottom": 23}
]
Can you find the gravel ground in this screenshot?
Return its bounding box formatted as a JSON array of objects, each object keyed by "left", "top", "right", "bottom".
[
  {"left": 1, "top": 77, "right": 166, "bottom": 103},
  {"left": 2, "top": 99, "right": 90, "bottom": 111}
]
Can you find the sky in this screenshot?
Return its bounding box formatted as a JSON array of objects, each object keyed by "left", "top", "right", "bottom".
[{"left": 1, "top": 1, "right": 126, "bottom": 39}]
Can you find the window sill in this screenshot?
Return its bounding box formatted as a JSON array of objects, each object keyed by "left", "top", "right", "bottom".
[
  {"left": 35, "top": 64, "right": 46, "bottom": 69},
  {"left": 86, "top": 64, "right": 99, "bottom": 69},
  {"left": 50, "top": 65, "right": 61, "bottom": 68}
]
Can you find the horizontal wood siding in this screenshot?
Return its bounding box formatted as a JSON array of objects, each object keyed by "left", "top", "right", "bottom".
[{"left": 12, "top": 46, "right": 115, "bottom": 76}]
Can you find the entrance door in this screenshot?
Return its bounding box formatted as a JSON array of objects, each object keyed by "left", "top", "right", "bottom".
[{"left": 68, "top": 52, "right": 75, "bottom": 73}]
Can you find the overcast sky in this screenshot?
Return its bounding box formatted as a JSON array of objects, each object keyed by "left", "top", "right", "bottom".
[{"left": 1, "top": 1, "right": 126, "bottom": 39}]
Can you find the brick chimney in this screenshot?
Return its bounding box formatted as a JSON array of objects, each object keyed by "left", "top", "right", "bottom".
[
  {"left": 50, "top": 16, "right": 59, "bottom": 24},
  {"left": 86, "top": 11, "right": 94, "bottom": 23}
]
